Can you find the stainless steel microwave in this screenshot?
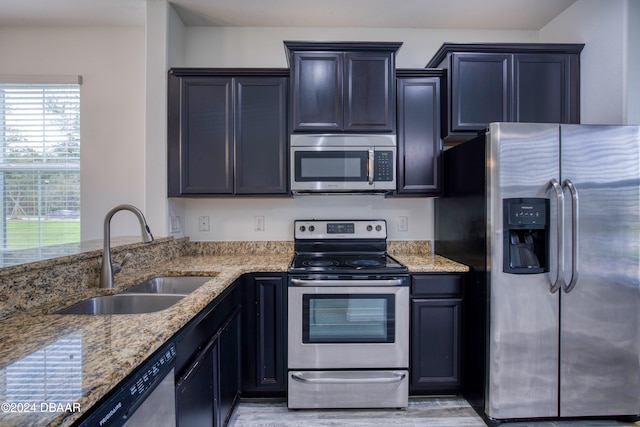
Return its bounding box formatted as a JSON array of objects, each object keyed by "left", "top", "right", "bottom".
[{"left": 290, "top": 134, "right": 397, "bottom": 193}]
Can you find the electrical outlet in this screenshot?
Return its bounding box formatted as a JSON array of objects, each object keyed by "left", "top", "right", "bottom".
[
  {"left": 170, "top": 216, "right": 181, "bottom": 233},
  {"left": 198, "top": 216, "right": 210, "bottom": 232},
  {"left": 254, "top": 215, "right": 265, "bottom": 231},
  {"left": 398, "top": 216, "right": 409, "bottom": 232}
]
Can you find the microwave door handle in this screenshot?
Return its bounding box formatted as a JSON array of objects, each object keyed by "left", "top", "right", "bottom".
[{"left": 368, "top": 148, "right": 374, "bottom": 185}]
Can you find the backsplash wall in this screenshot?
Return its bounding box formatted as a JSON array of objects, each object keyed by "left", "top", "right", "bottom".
[{"left": 168, "top": 195, "right": 433, "bottom": 242}]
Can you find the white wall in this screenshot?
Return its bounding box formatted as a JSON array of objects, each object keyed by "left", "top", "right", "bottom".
[
  {"left": 179, "top": 27, "right": 538, "bottom": 68},
  {"left": 0, "top": 26, "right": 147, "bottom": 241},
  {"left": 171, "top": 196, "right": 432, "bottom": 241},
  {"left": 164, "top": 24, "right": 539, "bottom": 242},
  {"left": 625, "top": 0, "right": 640, "bottom": 125},
  {"left": 539, "top": 0, "right": 631, "bottom": 125},
  {"left": 3, "top": 0, "right": 634, "bottom": 247}
]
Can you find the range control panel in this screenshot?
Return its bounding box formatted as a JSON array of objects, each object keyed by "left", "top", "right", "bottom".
[{"left": 294, "top": 220, "right": 387, "bottom": 239}]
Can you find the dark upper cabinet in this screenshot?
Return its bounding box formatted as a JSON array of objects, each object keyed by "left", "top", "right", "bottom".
[
  {"left": 234, "top": 77, "right": 289, "bottom": 194},
  {"left": 450, "top": 53, "right": 511, "bottom": 133},
  {"left": 290, "top": 51, "right": 343, "bottom": 131},
  {"left": 395, "top": 70, "right": 443, "bottom": 196},
  {"left": 285, "top": 41, "right": 401, "bottom": 133},
  {"left": 427, "top": 43, "right": 584, "bottom": 141},
  {"left": 168, "top": 69, "right": 289, "bottom": 196},
  {"left": 513, "top": 53, "right": 577, "bottom": 123},
  {"left": 171, "top": 77, "right": 234, "bottom": 195}
]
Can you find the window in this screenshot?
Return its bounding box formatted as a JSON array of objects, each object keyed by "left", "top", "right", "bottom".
[{"left": 0, "top": 79, "right": 81, "bottom": 267}]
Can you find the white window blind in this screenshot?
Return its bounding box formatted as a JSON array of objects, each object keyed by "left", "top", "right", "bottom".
[
  {"left": 3, "top": 334, "right": 82, "bottom": 405},
  {"left": 0, "top": 81, "right": 81, "bottom": 267}
]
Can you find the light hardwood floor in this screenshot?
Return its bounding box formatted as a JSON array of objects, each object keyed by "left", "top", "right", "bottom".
[{"left": 228, "top": 397, "right": 637, "bottom": 427}]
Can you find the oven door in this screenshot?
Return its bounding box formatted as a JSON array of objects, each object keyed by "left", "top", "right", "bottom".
[
  {"left": 290, "top": 146, "right": 396, "bottom": 192},
  {"left": 288, "top": 278, "right": 409, "bottom": 369}
]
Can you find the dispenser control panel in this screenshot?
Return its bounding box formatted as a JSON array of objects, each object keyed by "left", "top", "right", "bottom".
[{"left": 506, "top": 199, "right": 548, "bottom": 227}]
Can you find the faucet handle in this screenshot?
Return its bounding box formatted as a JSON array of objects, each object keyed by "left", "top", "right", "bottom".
[
  {"left": 120, "top": 252, "right": 133, "bottom": 268},
  {"left": 112, "top": 252, "right": 133, "bottom": 274}
]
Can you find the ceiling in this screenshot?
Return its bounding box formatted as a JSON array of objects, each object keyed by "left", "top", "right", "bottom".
[{"left": 0, "top": 0, "right": 577, "bottom": 30}]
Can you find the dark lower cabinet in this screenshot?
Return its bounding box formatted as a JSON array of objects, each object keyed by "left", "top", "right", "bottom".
[
  {"left": 218, "top": 308, "right": 241, "bottom": 427},
  {"left": 176, "top": 280, "right": 241, "bottom": 427},
  {"left": 241, "top": 273, "right": 287, "bottom": 397},
  {"left": 176, "top": 334, "right": 218, "bottom": 427},
  {"left": 410, "top": 274, "right": 464, "bottom": 394}
]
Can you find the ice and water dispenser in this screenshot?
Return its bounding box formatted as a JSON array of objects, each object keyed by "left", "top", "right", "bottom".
[{"left": 503, "top": 198, "right": 549, "bottom": 274}]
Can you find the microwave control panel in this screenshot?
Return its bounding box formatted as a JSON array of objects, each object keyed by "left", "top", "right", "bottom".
[{"left": 374, "top": 151, "right": 394, "bottom": 181}]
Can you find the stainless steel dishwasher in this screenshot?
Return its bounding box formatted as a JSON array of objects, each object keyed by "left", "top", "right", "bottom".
[{"left": 77, "top": 342, "right": 177, "bottom": 427}]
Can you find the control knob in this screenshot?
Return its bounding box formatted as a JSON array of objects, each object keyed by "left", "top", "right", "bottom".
[
  {"left": 366, "top": 225, "right": 373, "bottom": 231},
  {"left": 309, "top": 225, "right": 315, "bottom": 232},
  {"left": 299, "top": 226, "right": 306, "bottom": 232}
]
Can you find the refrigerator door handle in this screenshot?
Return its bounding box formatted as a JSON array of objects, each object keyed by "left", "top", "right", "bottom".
[
  {"left": 562, "top": 179, "right": 579, "bottom": 293},
  {"left": 548, "top": 179, "right": 565, "bottom": 293}
]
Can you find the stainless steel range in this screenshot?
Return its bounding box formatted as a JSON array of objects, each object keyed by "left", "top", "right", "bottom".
[{"left": 287, "top": 220, "right": 409, "bottom": 409}]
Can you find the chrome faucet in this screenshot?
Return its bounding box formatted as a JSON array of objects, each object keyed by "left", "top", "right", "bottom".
[{"left": 99, "top": 204, "right": 154, "bottom": 289}]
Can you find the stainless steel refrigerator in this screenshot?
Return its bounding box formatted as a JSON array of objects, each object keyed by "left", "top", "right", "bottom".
[{"left": 435, "top": 122, "right": 640, "bottom": 423}]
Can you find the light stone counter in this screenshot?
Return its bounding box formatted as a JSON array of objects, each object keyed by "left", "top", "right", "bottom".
[{"left": 0, "top": 239, "right": 466, "bottom": 427}]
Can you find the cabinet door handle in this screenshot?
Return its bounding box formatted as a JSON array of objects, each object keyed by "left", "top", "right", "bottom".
[{"left": 175, "top": 333, "right": 218, "bottom": 391}]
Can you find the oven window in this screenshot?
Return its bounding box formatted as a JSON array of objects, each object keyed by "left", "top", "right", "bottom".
[
  {"left": 302, "top": 294, "right": 395, "bottom": 343},
  {"left": 295, "top": 151, "right": 368, "bottom": 181}
]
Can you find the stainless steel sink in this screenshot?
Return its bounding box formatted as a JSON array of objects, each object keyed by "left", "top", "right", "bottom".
[
  {"left": 123, "top": 276, "right": 214, "bottom": 295},
  {"left": 54, "top": 294, "right": 185, "bottom": 315}
]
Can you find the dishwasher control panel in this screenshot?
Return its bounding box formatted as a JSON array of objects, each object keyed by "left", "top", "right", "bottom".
[{"left": 77, "top": 342, "right": 176, "bottom": 427}]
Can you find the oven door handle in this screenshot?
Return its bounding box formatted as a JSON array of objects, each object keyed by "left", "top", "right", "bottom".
[
  {"left": 291, "top": 372, "right": 406, "bottom": 384},
  {"left": 290, "top": 278, "right": 405, "bottom": 287}
]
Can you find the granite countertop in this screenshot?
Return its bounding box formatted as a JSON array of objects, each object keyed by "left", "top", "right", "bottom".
[{"left": 0, "top": 246, "right": 467, "bottom": 427}]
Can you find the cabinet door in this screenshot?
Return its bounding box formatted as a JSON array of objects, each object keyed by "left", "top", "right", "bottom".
[
  {"left": 218, "top": 309, "right": 241, "bottom": 427},
  {"left": 291, "top": 52, "right": 343, "bottom": 131},
  {"left": 235, "top": 77, "right": 288, "bottom": 194},
  {"left": 180, "top": 77, "right": 234, "bottom": 194},
  {"left": 451, "top": 53, "right": 511, "bottom": 132},
  {"left": 176, "top": 336, "right": 218, "bottom": 427},
  {"left": 241, "top": 274, "right": 287, "bottom": 397},
  {"left": 411, "top": 298, "right": 463, "bottom": 393},
  {"left": 344, "top": 51, "right": 394, "bottom": 132},
  {"left": 514, "top": 53, "right": 575, "bottom": 124},
  {"left": 396, "top": 77, "right": 441, "bottom": 195}
]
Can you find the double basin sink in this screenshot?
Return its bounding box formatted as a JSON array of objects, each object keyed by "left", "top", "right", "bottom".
[{"left": 55, "top": 276, "right": 215, "bottom": 315}]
